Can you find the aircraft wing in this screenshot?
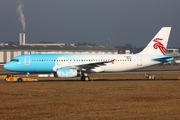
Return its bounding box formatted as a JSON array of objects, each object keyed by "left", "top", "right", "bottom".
[
  {"left": 76, "top": 61, "right": 112, "bottom": 70},
  {"left": 55, "top": 59, "right": 115, "bottom": 71}
]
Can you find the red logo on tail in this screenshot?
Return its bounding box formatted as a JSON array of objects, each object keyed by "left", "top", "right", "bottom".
[{"left": 153, "top": 38, "right": 166, "bottom": 55}]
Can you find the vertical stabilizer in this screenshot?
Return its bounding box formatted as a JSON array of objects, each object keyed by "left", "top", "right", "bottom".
[{"left": 138, "top": 27, "right": 171, "bottom": 55}]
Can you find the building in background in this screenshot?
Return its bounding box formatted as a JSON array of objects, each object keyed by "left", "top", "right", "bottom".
[{"left": 0, "top": 44, "right": 118, "bottom": 64}]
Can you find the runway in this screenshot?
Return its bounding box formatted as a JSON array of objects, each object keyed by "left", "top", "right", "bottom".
[{"left": 0, "top": 65, "right": 180, "bottom": 82}]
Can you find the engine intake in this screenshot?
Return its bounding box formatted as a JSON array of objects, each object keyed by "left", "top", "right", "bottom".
[{"left": 54, "top": 68, "right": 81, "bottom": 78}]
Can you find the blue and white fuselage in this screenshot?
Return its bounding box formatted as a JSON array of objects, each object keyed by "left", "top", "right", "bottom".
[
  {"left": 3, "top": 27, "right": 174, "bottom": 81},
  {"left": 4, "top": 54, "right": 173, "bottom": 72}
]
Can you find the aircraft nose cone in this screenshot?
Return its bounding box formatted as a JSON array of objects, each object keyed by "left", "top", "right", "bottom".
[
  {"left": 4, "top": 62, "right": 19, "bottom": 72},
  {"left": 4, "top": 63, "right": 10, "bottom": 71},
  {"left": 4, "top": 63, "right": 13, "bottom": 71}
]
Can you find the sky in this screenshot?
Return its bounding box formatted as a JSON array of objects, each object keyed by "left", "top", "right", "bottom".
[{"left": 0, "top": 0, "right": 180, "bottom": 47}]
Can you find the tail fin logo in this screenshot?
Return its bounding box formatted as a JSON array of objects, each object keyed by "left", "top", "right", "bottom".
[{"left": 153, "top": 38, "right": 166, "bottom": 55}]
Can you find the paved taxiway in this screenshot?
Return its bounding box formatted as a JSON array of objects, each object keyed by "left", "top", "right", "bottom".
[{"left": 0, "top": 65, "right": 180, "bottom": 82}]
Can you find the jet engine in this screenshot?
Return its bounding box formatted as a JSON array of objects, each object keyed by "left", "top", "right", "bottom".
[{"left": 54, "top": 68, "right": 81, "bottom": 78}]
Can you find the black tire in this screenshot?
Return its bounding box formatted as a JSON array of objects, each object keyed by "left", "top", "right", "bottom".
[
  {"left": 17, "top": 78, "right": 22, "bottom": 82},
  {"left": 81, "top": 76, "right": 85, "bottom": 81},
  {"left": 84, "top": 76, "right": 90, "bottom": 81}
]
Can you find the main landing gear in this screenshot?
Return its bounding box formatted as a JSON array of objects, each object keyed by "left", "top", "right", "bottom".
[{"left": 81, "top": 73, "right": 90, "bottom": 81}]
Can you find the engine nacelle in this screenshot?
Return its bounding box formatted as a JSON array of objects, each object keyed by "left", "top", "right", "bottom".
[{"left": 54, "top": 68, "right": 81, "bottom": 78}]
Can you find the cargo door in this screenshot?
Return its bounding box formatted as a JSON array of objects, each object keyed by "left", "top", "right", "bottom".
[{"left": 24, "top": 56, "right": 30, "bottom": 66}]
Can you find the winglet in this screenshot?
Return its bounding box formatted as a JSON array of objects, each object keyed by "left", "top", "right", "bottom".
[{"left": 138, "top": 27, "right": 171, "bottom": 55}]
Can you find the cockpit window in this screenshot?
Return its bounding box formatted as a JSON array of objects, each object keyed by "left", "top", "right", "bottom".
[{"left": 11, "top": 59, "right": 19, "bottom": 62}]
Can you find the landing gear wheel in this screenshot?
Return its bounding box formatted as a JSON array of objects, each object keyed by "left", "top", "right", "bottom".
[
  {"left": 81, "top": 76, "right": 90, "bottom": 81},
  {"left": 17, "top": 78, "right": 22, "bottom": 82},
  {"left": 81, "top": 76, "right": 85, "bottom": 81},
  {"left": 84, "top": 76, "right": 90, "bottom": 81}
]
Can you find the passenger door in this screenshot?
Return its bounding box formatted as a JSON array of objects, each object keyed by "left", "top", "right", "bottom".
[
  {"left": 24, "top": 56, "right": 30, "bottom": 66},
  {"left": 137, "top": 56, "right": 142, "bottom": 66}
]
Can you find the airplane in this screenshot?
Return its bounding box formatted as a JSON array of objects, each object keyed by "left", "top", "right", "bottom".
[{"left": 4, "top": 27, "right": 174, "bottom": 81}]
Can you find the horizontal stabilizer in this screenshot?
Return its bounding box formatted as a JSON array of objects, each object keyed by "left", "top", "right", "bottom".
[{"left": 153, "top": 57, "right": 174, "bottom": 62}]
